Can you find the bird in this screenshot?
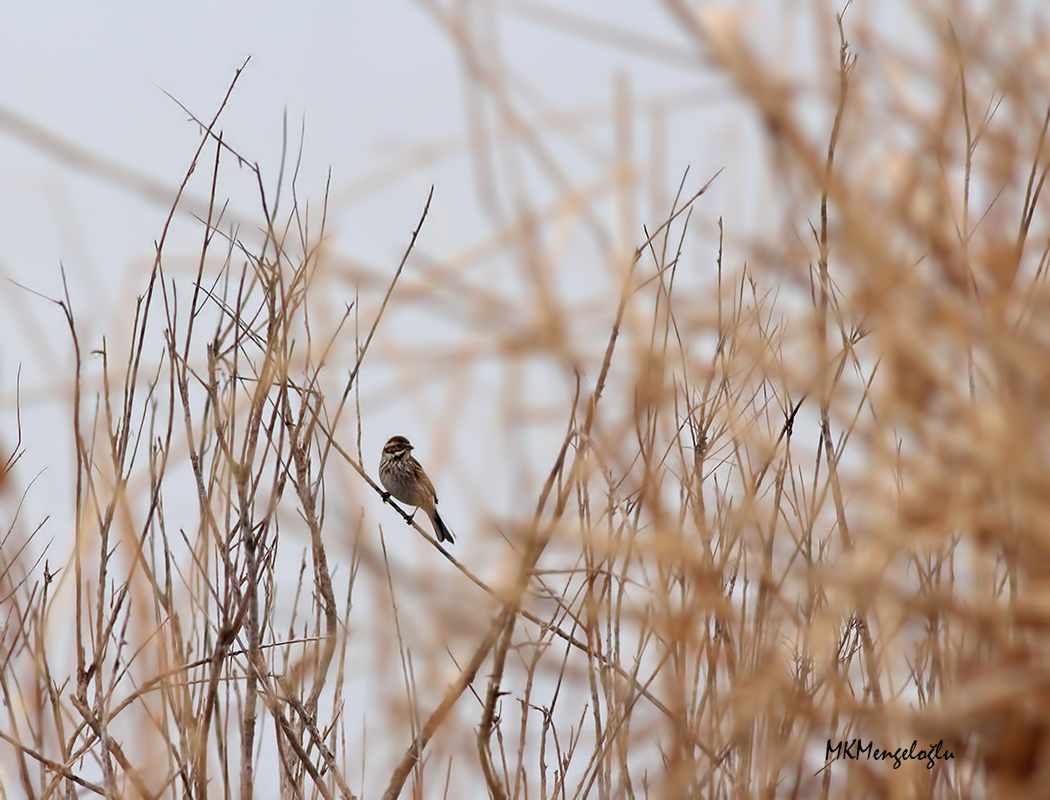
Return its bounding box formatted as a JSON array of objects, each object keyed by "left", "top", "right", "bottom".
[{"left": 379, "top": 435, "right": 454, "bottom": 544}]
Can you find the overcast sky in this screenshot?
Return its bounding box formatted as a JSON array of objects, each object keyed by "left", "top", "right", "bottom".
[
  {"left": 0, "top": 2, "right": 765, "bottom": 542},
  {"left": 0, "top": 0, "right": 950, "bottom": 642},
  {"left": 3, "top": 1, "right": 971, "bottom": 794}
]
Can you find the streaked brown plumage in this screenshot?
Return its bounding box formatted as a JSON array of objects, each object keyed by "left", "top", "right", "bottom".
[{"left": 379, "top": 435, "right": 454, "bottom": 544}]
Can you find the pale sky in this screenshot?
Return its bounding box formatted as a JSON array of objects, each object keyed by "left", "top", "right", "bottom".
[
  {"left": 1, "top": 3, "right": 935, "bottom": 794},
  {"left": 0, "top": 2, "right": 763, "bottom": 544}
]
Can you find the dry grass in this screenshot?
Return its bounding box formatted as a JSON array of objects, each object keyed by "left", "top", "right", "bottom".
[{"left": 4, "top": 1, "right": 1050, "bottom": 797}]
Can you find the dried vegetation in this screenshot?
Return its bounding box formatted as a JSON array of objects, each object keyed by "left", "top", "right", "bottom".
[{"left": 4, "top": 2, "right": 1050, "bottom": 797}]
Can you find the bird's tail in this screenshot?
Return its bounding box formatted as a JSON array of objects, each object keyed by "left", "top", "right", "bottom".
[{"left": 431, "top": 510, "right": 455, "bottom": 544}]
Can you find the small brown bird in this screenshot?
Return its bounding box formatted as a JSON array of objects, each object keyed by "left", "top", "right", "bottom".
[{"left": 379, "top": 435, "right": 454, "bottom": 544}]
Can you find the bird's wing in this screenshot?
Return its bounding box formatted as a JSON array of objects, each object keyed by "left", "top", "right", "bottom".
[{"left": 420, "top": 471, "right": 438, "bottom": 503}]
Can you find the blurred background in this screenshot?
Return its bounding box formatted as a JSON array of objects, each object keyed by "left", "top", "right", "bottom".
[{"left": 4, "top": 1, "right": 1050, "bottom": 797}]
